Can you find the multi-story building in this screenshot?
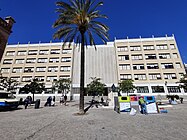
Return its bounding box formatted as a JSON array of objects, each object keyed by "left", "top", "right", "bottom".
[
  {"left": 0, "top": 16, "right": 15, "bottom": 61},
  {"left": 0, "top": 35, "right": 186, "bottom": 99}
]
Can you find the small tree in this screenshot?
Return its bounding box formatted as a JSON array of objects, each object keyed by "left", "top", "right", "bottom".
[
  {"left": 0, "top": 77, "right": 19, "bottom": 92},
  {"left": 179, "top": 74, "right": 187, "bottom": 92},
  {"left": 21, "top": 79, "right": 45, "bottom": 102},
  {"left": 87, "top": 77, "right": 106, "bottom": 96},
  {"left": 118, "top": 80, "right": 136, "bottom": 96},
  {"left": 52, "top": 78, "right": 71, "bottom": 95}
]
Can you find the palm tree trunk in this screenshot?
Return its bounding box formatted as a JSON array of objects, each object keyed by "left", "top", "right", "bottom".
[{"left": 79, "top": 32, "right": 85, "bottom": 114}]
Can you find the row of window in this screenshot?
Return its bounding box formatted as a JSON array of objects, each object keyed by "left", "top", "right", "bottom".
[
  {"left": 11, "top": 75, "right": 70, "bottom": 83},
  {"left": 120, "top": 73, "right": 178, "bottom": 80},
  {"left": 118, "top": 53, "right": 179, "bottom": 61},
  {"left": 119, "top": 62, "right": 182, "bottom": 70},
  {"left": 117, "top": 44, "right": 175, "bottom": 52},
  {"left": 1, "top": 66, "right": 71, "bottom": 73},
  {"left": 3, "top": 57, "right": 71, "bottom": 64},
  {"left": 135, "top": 86, "right": 182, "bottom": 93},
  {"left": 5, "top": 49, "right": 72, "bottom": 56}
]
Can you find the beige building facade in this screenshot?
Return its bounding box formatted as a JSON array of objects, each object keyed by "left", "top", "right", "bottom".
[{"left": 0, "top": 35, "right": 186, "bottom": 99}]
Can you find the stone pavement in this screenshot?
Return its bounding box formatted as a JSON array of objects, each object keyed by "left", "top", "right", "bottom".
[{"left": 0, "top": 100, "right": 187, "bottom": 140}]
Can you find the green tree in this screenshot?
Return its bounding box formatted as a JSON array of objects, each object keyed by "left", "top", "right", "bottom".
[
  {"left": 0, "top": 77, "right": 19, "bottom": 92},
  {"left": 179, "top": 74, "right": 187, "bottom": 92},
  {"left": 118, "top": 80, "right": 136, "bottom": 96},
  {"left": 21, "top": 79, "right": 45, "bottom": 102},
  {"left": 53, "top": 78, "right": 71, "bottom": 95},
  {"left": 53, "top": 0, "right": 109, "bottom": 114},
  {"left": 87, "top": 77, "right": 106, "bottom": 96}
]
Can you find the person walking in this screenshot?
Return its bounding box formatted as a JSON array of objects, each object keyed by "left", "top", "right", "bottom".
[{"left": 139, "top": 97, "right": 147, "bottom": 114}]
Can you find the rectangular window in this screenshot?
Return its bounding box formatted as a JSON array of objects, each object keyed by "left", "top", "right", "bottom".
[
  {"left": 26, "top": 58, "right": 36, "bottom": 63},
  {"left": 3, "top": 59, "right": 13, "bottom": 64},
  {"left": 46, "top": 76, "right": 57, "bottom": 82},
  {"left": 143, "top": 45, "right": 154, "bottom": 50},
  {"left": 45, "top": 88, "right": 54, "bottom": 94},
  {"left": 147, "top": 63, "right": 159, "bottom": 69},
  {"left": 145, "top": 54, "right": 157, "bottom": 60},
  {"left": 173, "top": 53, "right": 178, "bottom": 58},
  {"left": 50, "top": 49, "right": 60, "bottom": 54},
  {"left": 133, "top": 64, "right": 144, "bottom": 70},
  {"left": 131, "top": 54, "right": 143, "bottom": 60},
  {"left": 6, "top": 51, "right": 15, "bottom": 56},
  {"left": 164, "top": 73, "right": 177, "bottom": 79},
  {"left": 167, "top": 86, "right": 181, "bottom": 93},
  {"left": 35, "top": 76, "right": 45, "bottom": 82},
  {"left": 49, "top": 58, "right": 59, "bottom": 63},
  {"left": 119, "top": 64, "right": 131, "bottom": 70},
  {"left": 170, "top": 44, "right": 175, "bottom": 49},
  {"left": 151, "top": 86, "right": 165, "bottom": 93},
  {"left": 1, "top": 68, "right": 10, "bottom": 73},
  {"left": 48, "top": 66, "right": 58, "bottom": 72},
  {"left": 175, "top": 63, "right": 181, "bottom": 68},
  {"left": 134, "top": 74, "right": 146, "bottom": 80},
  {"left": 156, "top": 44, "right": 168, "bottom": 50},
  {"left": 24, "top": 67, "right": 34, "bottom": 73},
  {"left": 38, "top": 58, "right": 48, "bottom": 63},
  {"left": 161, "top": 63, "right": 174, "bottom": 69},
  {"left": 62, "top": 49, "right": 72, "bottom": 54},
  {"left": 28, "top": 50, "right": 37, "bottom": 55},
  {"left": 12, "top": 67, "right": 22, "bottom": 73},
  {"left": 159, "top": 53, "right": 171, "bottom": 59},
  {"left": 39, "top": 50, "right": 49, "bottom": 55},
  {"left": 120, "top": 74, "right": 132, "bottom": 80},
  {"left": 118, "top": 55, "right": 129, "bottom": 61},
  {"left": 22, "top": 76, "right": 32, "bottom": 82},
  {"left": 149, "top": 73, "right": 161, "bottom": 80},
  {"left": 60, "top": 66, "right": 71, "bottom": 72},
  {"left": 59, "top": 75, "right": 70, "bottom": 79},
  {"left": 61, "top": 57, "right": 71, "bottom": 62},
  {"left": 17, "top": 51, "right": 27, "bottom": 56},
  {"left": 117, "top": 46, "right": 128, "bottom": 52},
  {"left": 36, "top": 67, "right": 46, "bottom": 72},
  {"left": 137, "top": 86, "right": 149, "bottom": 93},
  {"left": 130, "top": 46, "right": 141, "bottom": 51},
  {"left": 15, "top": 59, "right": 25, "bottom": 64},
  {"left": 11, "top": 77, "right": 20, "bottom": 82}
]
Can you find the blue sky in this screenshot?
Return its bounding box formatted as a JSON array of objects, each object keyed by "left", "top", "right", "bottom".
[{"left": 1, "top": 0, "right": 187, "bottom": 63}]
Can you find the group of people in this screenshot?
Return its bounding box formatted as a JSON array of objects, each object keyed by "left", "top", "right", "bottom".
[{"left": 44, "top": 94, "right": 67, "bottom": 107}]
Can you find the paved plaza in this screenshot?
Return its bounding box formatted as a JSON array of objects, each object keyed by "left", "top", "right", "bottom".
[{"left": 0, "top": 99, "right": 187, "bottom": 140}]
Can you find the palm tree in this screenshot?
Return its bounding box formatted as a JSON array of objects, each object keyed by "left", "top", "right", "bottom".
[{"left": 53, "top": 0, "right": 109, "bottom": 114}]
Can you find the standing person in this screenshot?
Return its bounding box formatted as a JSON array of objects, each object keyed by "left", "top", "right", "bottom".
[
  {"left": 52, "top": 96, "right": 55, "bottom": 106},
  {"left": 64, "top": 94, "right": 67, "bottom": 106},
  {"left": 139, "top": 97, "right": 147, "bottom": 114},
  {"left": 60, "top": 94, "right": 64, "bottom": 105},
  {"left": 24, "top": 98, "right": 29, "bottom": 109}
]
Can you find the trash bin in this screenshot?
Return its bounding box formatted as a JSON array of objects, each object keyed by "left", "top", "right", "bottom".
[{"left": 35, "top": 99, "right": 40, "bottom": 109}]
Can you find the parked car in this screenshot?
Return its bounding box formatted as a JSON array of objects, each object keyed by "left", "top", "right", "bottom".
[{"left": 0, "top": 90, "right": 19, "bottom": 109}]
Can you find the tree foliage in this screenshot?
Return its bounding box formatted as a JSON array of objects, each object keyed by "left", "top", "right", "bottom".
[
  {"left": 87, "top": 77, "right": 106, "bottom": 96},
  {"left": 179, "top": 74, "right": 187, "bottom": 91},
  {"left": 118, "top": 80, "right": 136, "bottom": 96},
  {"left": 0, "top": 77, "right": 19, "bottom": 92},
  {"left": 21, "top": 79, "right": 45, "bottom": 101},
  {"left": 52, "top": 78, "right": 71, "bottom": 94}
]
